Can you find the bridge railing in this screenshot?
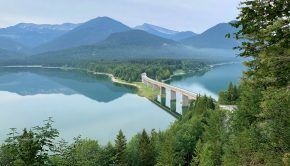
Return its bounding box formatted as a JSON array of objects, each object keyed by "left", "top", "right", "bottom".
[{"left": 141, "top": 73, "right": 198, "bottom": 99}]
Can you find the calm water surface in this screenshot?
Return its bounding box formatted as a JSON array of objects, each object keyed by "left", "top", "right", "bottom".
[
  {"left": 0, "top": 63, "right": 245, "bottom": 143},
  {"left": 169, "top": 63, "right": 246, "bottom": 99},
  {"left": 0, "top": 68, "right": 175, "bottom": 144},
  {"left": 164, "top": 63, "right": 246, "bottom": 113}
]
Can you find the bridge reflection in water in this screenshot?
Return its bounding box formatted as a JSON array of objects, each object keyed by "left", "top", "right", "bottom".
[{"left": 141, "top": 73, "right": 198, "bottom": 118}]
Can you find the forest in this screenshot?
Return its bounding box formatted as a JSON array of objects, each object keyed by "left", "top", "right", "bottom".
[
  {"left": 0, "top": 0, "right": 289, "bottom": 165},
  {"left": 81, "top": 59, "right": 207, "bottom": 82}
]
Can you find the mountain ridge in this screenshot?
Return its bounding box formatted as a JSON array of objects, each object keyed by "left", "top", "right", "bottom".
[
  {"left": 135, "top": 23, "right": 197, "bottom": 41},
  {"left": 181, "top": 22, "right": 239, "bottom": 49},
  {"left": 33, "top": 17, "right": 131, "bottom": 53}
]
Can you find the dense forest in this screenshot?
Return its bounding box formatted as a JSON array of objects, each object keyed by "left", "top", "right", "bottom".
[
  {"left": 81, "top": 59, "right": 207, "bottom": 82},
  {"left": 218, "top": 82, "right": 240, "bottom": 105},
  {"left": 0, "top": 0, "right": 289, "bottom": 165}
]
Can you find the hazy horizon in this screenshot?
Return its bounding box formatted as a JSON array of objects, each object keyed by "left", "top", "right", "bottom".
[{"left": 0, "top": 0, "right": 241, "bottom": 33}]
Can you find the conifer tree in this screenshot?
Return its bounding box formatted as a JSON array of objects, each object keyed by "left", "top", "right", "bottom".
[
  {"left": 114, "top": 130, "right": 127, "bottom": 166},
  {"left": 138, "top": 129, "right": 154, "bottom": 166}
]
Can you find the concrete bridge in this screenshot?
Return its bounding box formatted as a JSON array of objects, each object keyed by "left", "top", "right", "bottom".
[{"left": 141, "top": 73, "right": 198, "bottom": 115}]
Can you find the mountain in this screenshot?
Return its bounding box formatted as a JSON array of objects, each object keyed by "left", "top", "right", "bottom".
[
  {"left": 135, "top": 23, "right": 196, "bottom": 41},
  {"left": 29, "top": 30, "right": 180, "bottom": 63},
  {"left": 99, "top": 29, "right": 176, "bottom": 47},
  {"left": 170, "top": 31, "right": 197, "bottom": 41},
  {"left": 0, "top": 23, "right": 79, "bottom": 48},
  {"left": 34, "top": 17, "right": 131, "bottom": 53},
  {"left": 135, "top": 23, "right": 178, "bottom": 37},
  {"left": 181, "top": 22, "right": 239, "bottom": 49},
  {"left": 0, "top": 37, "right": 27, "bottom": 52}
]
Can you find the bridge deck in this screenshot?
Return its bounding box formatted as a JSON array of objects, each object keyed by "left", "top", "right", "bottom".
[{"left": 142, "top": 73, "right": 198, "bottom": 100}]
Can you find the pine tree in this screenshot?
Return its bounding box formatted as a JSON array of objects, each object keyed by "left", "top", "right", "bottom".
[
  {"left": 223, "top": 0, "right": 290, "bottom": 165},
  {"left": 138, "top": 129, "right": 154, "bottom": 166},
  {"left": 114, "top": 130, "right": 127, "bottom": 166}
]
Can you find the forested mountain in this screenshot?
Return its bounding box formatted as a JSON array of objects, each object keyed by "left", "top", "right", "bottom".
[
  {"left": 0, "top": 48, "right": 21, "bottom": 58},
  {"left": 34, "top": 17, "right": 131, "bottom": 53},
  {"left": 27, "top": 29, "right": 241, "bottom": 64},
  {"left": 28, "top": 30, "right": 182, "bottom": 64},
  {"left": 135, "top": 23, "right": 197, "bottom": 41},
  {"left": 181, "top": 22, "right": 239, "bottom": 49},
  {"left": 99, "top": 30, "right": 176, "bottom": 47},
  {"left": 0, "top": 17, "right": 239, "bottom": 63},
  {"left": 0, "top": 23, "right": 79, "bottom": 48},
  {"left": 170, "top": 31, "right": 197, "bottom": 41},
  {"left": 0, "top": 37, "right": 27, "bottom": 52}
]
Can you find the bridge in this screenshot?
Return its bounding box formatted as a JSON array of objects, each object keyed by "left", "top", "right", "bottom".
[{"left": 141, "top": 73, "right": 198, "bottom": 115}]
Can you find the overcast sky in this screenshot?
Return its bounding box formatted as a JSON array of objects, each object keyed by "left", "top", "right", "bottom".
[{"left": 0, "top": 0, "right": 241, "bottom": 33}]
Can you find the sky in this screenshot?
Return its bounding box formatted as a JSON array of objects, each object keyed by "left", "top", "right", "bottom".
[{"left": 0, "top": 0, "right": 241, "bottom": 33}]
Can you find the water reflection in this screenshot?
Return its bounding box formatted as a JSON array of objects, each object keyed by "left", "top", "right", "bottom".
[
  {"left": 167, "top": 63, "right": 246, "bottom": 100},
  {"left": 0, "top": 68, "right": 134, "bottom": 102},
  {"left": 0, "top": 68, "right": 175, "bottom": 144}
]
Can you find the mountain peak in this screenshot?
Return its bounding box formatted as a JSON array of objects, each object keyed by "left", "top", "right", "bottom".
[
  {"left": 34, "top": 16, "right": 131, "bottom": 53},
  {"left": 136, "top": 23, "right": 178, "bottom": 35},
  {"left": 13, "top": 22, "right": 79, "bottom": 31}
]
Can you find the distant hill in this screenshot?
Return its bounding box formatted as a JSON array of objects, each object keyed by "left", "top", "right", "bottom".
[
  {"left": 0, "top": 18, "right": 241, "bottom": 64},
  {"left": 29, "top": 29, "right": 242, "bottom": 65},
  {"left": 99, "top": 30, "right": 176, "bottom": 47},
  {"left": 0, "top": 23, "right": 79, "bottom": 48},
  {"left": 34, "top": 17, "right": 131, "bottom": 53},
  {"left": 0, "top": 48, "right": 24, "bottom": 64},
  {"left": 181, "top": 23, "right": 239, "bottom": 49},
  {"left": 135, "top": 23, "right": 196, "bottom": 41},
  {"left": 170, "top": 31, "right": 197, "bottom": 41},
  {"left": 29, "top": 30, "right": 181, "bottom": 64},
  {"left": 0, "top": 37, "right": 27, "bottom": 52}
]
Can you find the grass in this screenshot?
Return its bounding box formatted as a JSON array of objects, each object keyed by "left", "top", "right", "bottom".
[
  {"left": 133, "top": 82, "right": 159, "bottom": 99},
  {"left": 109, "top": 76, "right": 159, "bottom": 100}
]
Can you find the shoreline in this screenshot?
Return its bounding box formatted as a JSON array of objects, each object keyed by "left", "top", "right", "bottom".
[
  {"left": 1, "top": 65, "right": 237, "bottom": 112},
  {"left": 0, "top": 65, "right": 140, "bottom": 88},
  {"left": 161, "top": 61, "right": 242, "bottom": 83},
  {"left": 0, "top": 61, "right": 241, "bottom": 90}
]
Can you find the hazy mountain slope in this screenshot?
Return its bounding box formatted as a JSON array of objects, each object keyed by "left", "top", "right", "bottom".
[
  {"left": 99, "top": 30, "right": 176, "bottom": 47},
  {"left": 29, "top": 30, "right": 180, "bottom": 63},
  {"left": 0, "top": 37, "right": 27, "bottom": 52},
  {"left": 170, "top": 31, "right": 197, "bottom": 41},
  {"left": 28, "top": 29, "right": 242, "bottom": 65},
  {"left": 181, "top": 23, "right": 239, "bottom": 49},
  {"left": 135, "top": 23, "right": 196, "bottom": 41},
  {"left": 34, "top": 17, "right": 131, "bottom": 53},
  {"left": 0, "top": 23, "right": 79, "bottom": 48},
  {"left": 0, "top": 48, "right": 24, "bottom": 64}
]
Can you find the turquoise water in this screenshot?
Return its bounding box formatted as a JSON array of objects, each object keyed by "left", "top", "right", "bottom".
[
  {"left": 163, "top": 63, "right": 246, "bottom": 113},
  {"left": 168, "top": 63, "right": 246, "bottom": 99},
  {"left": 0, "top": 68, "right": 175, "bottom": 144},
  {"left": 0, "top": 63, "right": 245, "bottom": 143}
]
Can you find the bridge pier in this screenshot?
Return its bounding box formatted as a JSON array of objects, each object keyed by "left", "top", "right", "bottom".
[
  {"left": 160, "top": 87, "right": 166, "bottom": 106},
  {"left": 142, "top": 73, "right": 197, "bottom": 117},
  {"left": 170, "top": 90, "right": 176, "bottom": 112},
  {"left": 182, "top": 95, "right": 189, "bottom": 114}
]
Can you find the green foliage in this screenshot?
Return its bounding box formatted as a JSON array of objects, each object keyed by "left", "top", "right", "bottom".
[
  {"left": 84, "top": 59, "right": 206, "bottom": 82},
  {"left": 138, "top": 130, "right": 155, "bottom": 166},
  {"left": 97, "top": 142, "right": 116, "bottom": 166},
  {"left": 222, "top": 0, "right": 290, "bottom": 165},
  {"left": 115, "top": 130, "right": 127, "bottom": 166},
  {"left": 0, "top": 118, "right": 59, "bottom": 166},
  {"left": 126, "top": 134, "right": 142, "bottom": 166},
  {"left": 0, "top": 1, "right": 289, "bottom": 165},
  {"left": 218, "top": 82, "right": 240, "bottom": 105}
]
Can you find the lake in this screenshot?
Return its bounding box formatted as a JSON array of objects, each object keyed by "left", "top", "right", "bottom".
[
  {"left": 0, "top": 68, "right": 175, "bottom": 144},
  {"left": 0, "top": 63, "right": 245, "bottom": 144},
  {"left": 168, "top": 63, "right": 246, "bottom": 99}
]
